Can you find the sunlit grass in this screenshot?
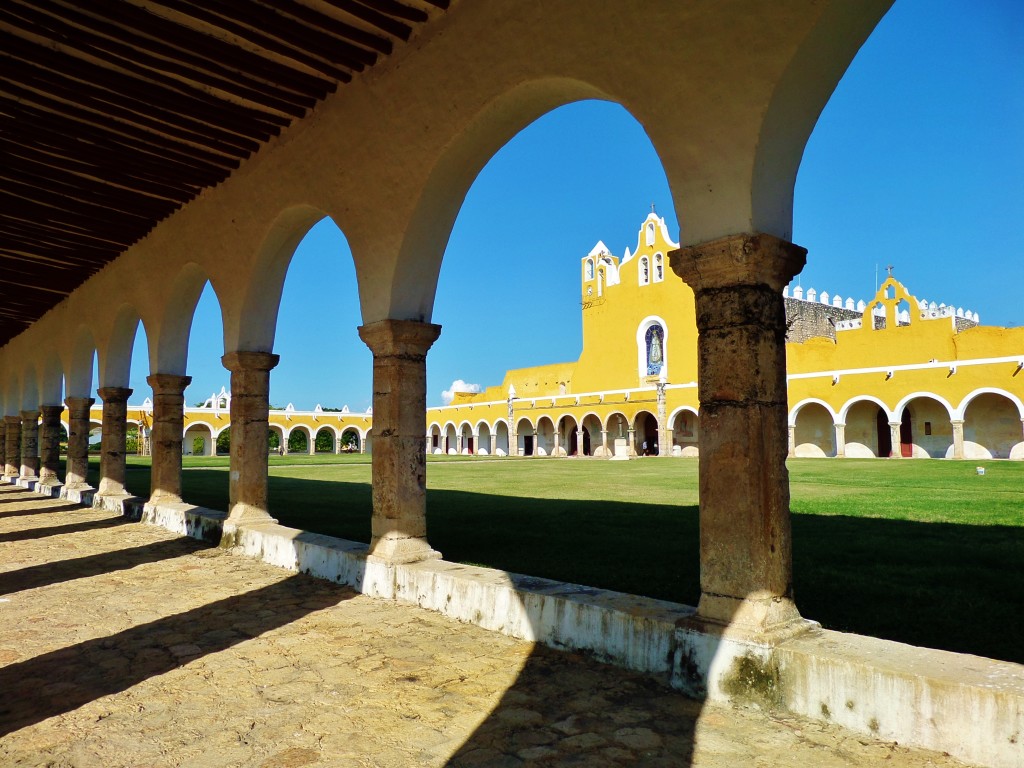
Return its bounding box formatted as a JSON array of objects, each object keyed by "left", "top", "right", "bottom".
[{"left": 110, "top": 455, "right": 1023, "bottom": 663}]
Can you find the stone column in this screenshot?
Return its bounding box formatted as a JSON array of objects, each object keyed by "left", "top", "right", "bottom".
[
  {"left": 38, "top": 405, "right": 63, "bottom": 485},
  {"left": 0, "top": 421, "right": 6, "bottom": 481},
  {"left": 471, "top": 431, "right": 479, "bottom": 455},
  {"left": 490, "top": 433, "right": 498, "bottom": 455},
  {"left": 65, "top": 397, "right": 95, "bottom": 488},
  {"left": 97, "top": 387, "right": 132, "bottom": 497},
  {"left": 19, "top": 410, "right": 40, "bottom": 481},
  {"left": 889, "top": 421, "right": 902, "bottom": 458},
  {"left": 627, "top": 426, "right": 636, "bottom": 456},
  {"left": 834, "top": 422, "right": 847, "bottom": 458},
  {"left": 671, "top": 233, "right": 807, "bottom": 635},
  {"left": 358, "top": 319, "right": 441, "bottom": 563},
  {"left": 552, "top": 429, "right": 561, "bottom": 457},
  {"left": 222, "top": 352, "right": 279, "bottom": 524},
  {"left": 950, "top": 419, "right": 965, "bottom": 460},
  {"left": 510, "top": 427, "right": 518, "bottom": 456},
  {"left": 360, "top": 434, "right": 366, "bottom": 454},
  {"left": 308, "top": 433, "right": 315, "bottom": 456},
  {"left": 787, "top": 424, "right": 797, "bottom": 458},
  {"left": 601, "top": 429, "right": 609, "bottom": 457},
  {"left": 4, "top": 416, "right": 22, "bottom": 478},
  {"left": 147, "top": 374, "right": 191, "bottom": 504},
  {"left": 576, "top": 428, "right": 585, "bottom": 456}
]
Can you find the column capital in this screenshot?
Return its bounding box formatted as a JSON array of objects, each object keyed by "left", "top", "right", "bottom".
[
  {"left": 40, "top": 404, "right": 63, "bottom": 417},
  {"left": 358, "top": 319, "right": 441, "bottom": 358},
  {"left": 670, "top": 233, "right": 806, "bottom": 292},
  {"left": 65, "top": 396, "right": 96, "bottom": 410},
  {"left": 98, "top": 386, "right": 133, "bottom": 403},
  {"left": 19, "top": 409, "right": 40, "bottom": 421},
  {"left": 4, "top": 415, "right": 21, "bottom": 426},
  {"left": 950, "top": 418, "right": 965, "bottom": 426},
  {"left": 147, "top": 373, "right": 192, "bottom": 395},
  {"left": 221, "top": 351, "right": 280, "bottom": 373}
]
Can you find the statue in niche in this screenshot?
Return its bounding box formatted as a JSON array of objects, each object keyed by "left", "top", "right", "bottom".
[{"left": 645, "top": 325, "right": 664, "bottom": 375}]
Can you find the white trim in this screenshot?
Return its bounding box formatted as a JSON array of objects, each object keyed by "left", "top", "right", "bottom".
[
  {"left": 788, "top": 398, "right": 838, "bottom": 426},
  {"left": 787, "top": 355, "right": 1024, "bottom": 382},
  {"left": 838, "top": 395, "right": 893, "bottom": 423},
  {"left": 636, "top": 315, "right": 669, "bottom": 381},
  {"left": 955, "top": 387, "right": 1024, "bottom": 421},
  {"left": 892, "top": 391, "right": 955, "bottom": 421}
]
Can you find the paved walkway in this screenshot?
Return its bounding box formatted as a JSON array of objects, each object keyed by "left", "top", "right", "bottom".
[{"left": 0, "top": 483, "right": 969, "bottom": 768}]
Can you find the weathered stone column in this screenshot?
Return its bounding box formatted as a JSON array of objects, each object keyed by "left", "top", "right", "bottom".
[
  {"left": 787, "top": 424, "right": 797, "bottom": 458},
  {"left": 0, "top": 421, "right": 6, "bottom": 481},
  {"left": 951, "top": 419, "right": 965, "bottom": 460},
  {"left": 358, "top": 319, "right": 441, "bottom": 563},
  {"left": 4, "top": 416, "right": 22, "bottom": 478},
  {"left": 307, "top": 434, "right": 315, "bottom": 456},
  {"left": 222, "top": 352, "right": 279, "bottom": 524},
  {"left": 97, "top": 387, "right": 132, "bottom": 497},
  {"left": 601, "top": 429, "right": 609, "bottom": 457},
  {"left": 889, "top": 421, "right": 902, "bottom": 458},
  {"left": 509, "top": 427, "right": 518, "bottom": 456},
  {"left": 65, "top": 397, "right": 95, "bottom": 488},
  {"left": 671, "top": 233, "right": 807, "bottom": 635},
  {"left": 38, "top": 405, "right": 63, "bottom": 485},
  {"left": 147, "top": 374, "right": 192, "bottom": 503},
  {"left": 835, "top": 422, "right": 847, "bottom": 458},
  {"left": 627, "top": 426, "right": 636, "bottom": 456},
  {"left": 490, "top": 433, "right": 498, "bottom": 455},
  {"left": 19, "top": 410, "right": 40, "bottom": 481},
  {"left": 576, "top": 428, "right": 585, "bottom": 456},
  {"left": 471, "top": 431, "right": 479, "bottom": 455},
  {"left": 552, "top": 429, "right": 561, "bottom": 456}
]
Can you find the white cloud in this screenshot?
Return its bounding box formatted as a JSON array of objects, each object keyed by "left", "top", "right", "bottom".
[{"left": 442, "top": 379, "right": 481, "bottom": 405}]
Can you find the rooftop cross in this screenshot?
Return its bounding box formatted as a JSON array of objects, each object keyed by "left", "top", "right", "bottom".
[{"left": 886, "top": 264, "right": 894, "bottom": 277}]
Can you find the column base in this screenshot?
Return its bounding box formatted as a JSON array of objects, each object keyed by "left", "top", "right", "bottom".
[
  {"left": 368, "top": 534, "right": 441, "bottom": 564},
  {"left": 149, "top": 490, "right": 183, "bottom": 506},
  {"left": 692, "top": 592, "right": 813, "bottom": 644},
  {"left": 225, "top": 504, "right": 278, "bottom": 526}
]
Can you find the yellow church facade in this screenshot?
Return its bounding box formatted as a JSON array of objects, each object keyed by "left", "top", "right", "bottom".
[{"left": 426, "top": 213, "right": 1024, "bottom": 461}]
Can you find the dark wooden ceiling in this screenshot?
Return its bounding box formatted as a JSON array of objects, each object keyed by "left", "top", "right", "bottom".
[{"left": 0, "top": 0, "right": 449, "bottom": 345}]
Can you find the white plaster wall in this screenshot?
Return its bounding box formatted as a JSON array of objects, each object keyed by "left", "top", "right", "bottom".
[
  {"left": 963, "top": 393, "right": 1022, "bottom": 459},
  {"left": 904, "top": 399, "right": 952, "bottom": 459},
  {"left": 794, "top": 403, "right": 835, "bottom": 457}
]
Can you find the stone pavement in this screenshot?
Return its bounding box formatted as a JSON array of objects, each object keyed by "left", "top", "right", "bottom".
[{"left": 0, "top": 484, "right": 971, "bottom": 768}]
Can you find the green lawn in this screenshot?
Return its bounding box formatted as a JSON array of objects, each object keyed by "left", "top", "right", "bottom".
[{"left": 104, "top": 455, "right": 1022, "bottom": 664}]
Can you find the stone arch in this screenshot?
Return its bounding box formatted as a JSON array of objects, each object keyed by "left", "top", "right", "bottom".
[
  {"left": 314, "top": 425, "right": 338, "bottom": 454},
  {"left": 959, "top": 391, "right": 1024, "bottom": 460},
  {"left": 428, "top": 422, "right": 443, "bottom": 454},
  {"left": 286, "top": 424, "right": 313, "bottom": 455},
  {"left": 493, "top": 419, "right": 510, "bottom": 457},
  {"left": 19, "top": 367, "right": 39, "bottom": 410},
  {"left": 341, "top": 426, "right": 363, "bottom": 453},
  {"left": 534, "top": 416, "right": 555, "bottom": 456},
  {"left": 894, "top": 394, "right": 954, "bottom": 459},
  {"left": 183, "top": 421, "right": 215, "bottom": 457},
  {"left": 228, "top": 205, "right": 328, "bottom": 354},
  {"left": 516, "top": 417, "right": 536, "bottom": 456},
  {"left": 580, "top": 411, "right": 603, "bottom": 457},
  {"left": 98, "top": 303, "right": 146, "bottom": 389},
  {"left": 383, "top": 79, "right": 612, "bottom": 325},
  {"left": 555, "top": 413, "right": 579, "bottom": 457},
  {"left": 444, "top": 421, "right": 458, "bottom": 455},
  {"left": 65, "top": 325, "right": 97, "bottom": 399},
  {"left": 956, "top": 387, "right": 1024, "bottom": 421},
  {"left": 267, "top": 424, "right": 285, "bottom": 455},
  {"left": 792, "top": 400, "right": 836, "bottom": 457},
  {"left": 475, "top": 420, "right": 491, "bottom": 456},
  {"left": 458, "top": 420, "right": 475, "bottom": 455},
  {"left": 632, "top": 409, "right": 659, "bottom": 455},
  {"left": 842, "top": 397, "right": 893, "bottom": 458},
  {"left": 37, "top": 351, "right": 64, "bottom": 408},
  {"left": 668, "top": 406, "right": 699, "bottom": 457},
  {"left": 153, "top": 263, "right": 226, "bottom": 376}
]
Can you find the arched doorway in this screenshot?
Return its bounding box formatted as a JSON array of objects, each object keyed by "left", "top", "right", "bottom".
[
  {"left": 793, "top": 402, "right": 836, "bottom": 457},
  {"left": 633, "top": 410, "right": 658, "bottom": 456},
  {"left": 516, "top": 418, "right": 535, "bottom": 456},
  {"left": 669, "top": 408, "right": 698, "bottom": 457},
  {"left": 897, "top": 396, "right": 953, "bottom": 458},
  {"left": 962, "top": 392, "right": 1023, "bottom": 459}
]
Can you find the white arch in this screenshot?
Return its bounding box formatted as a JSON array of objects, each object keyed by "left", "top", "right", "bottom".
[
  {"left": 474, "top": 419, "right": 492, "bottom": 433},
  {"left": 215, "top": 423, "right": 235, "bottom": 438},
  {"left": 554, "top": 412, "right": 580, "bottom": 428},
  {"left": 184, "top": 420, "right": 218, "bottom": 437},
  {"left": 442, "top": 420, "right": 458, "bottom": 435},
  {"left": 893, "top": 391, "right": 955, "bottom": 421},
  {"left": 668, "top": 405, "right": 699, "bottom": 425},
  {"left": 490, "top": 417, "right": 509, "bottom": 433},
  {"left": 788, "top": 397, "right": 838, "bottom": 426},
  {"left": 458, "top": 420, "right": 474, "bottom": 434},
  {"left": 635, "top": 315, "right": 669, "bottom": 379},
  {"left": 838, "top": 395, "right": 893, "bottom": 423},
  {"left": 955, "top": 388, "right": 1024, "bottom": 421}
]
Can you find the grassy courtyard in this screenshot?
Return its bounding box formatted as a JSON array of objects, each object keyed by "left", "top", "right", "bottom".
[{"left": 107, "top": 455, "right": 1023, "bottom": 664}]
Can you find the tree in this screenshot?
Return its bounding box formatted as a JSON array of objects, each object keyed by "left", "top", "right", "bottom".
[
  {"left": 315, "top": 430, "right": 334, "bottom": 453},
  {"left": 216, "top": 427, "right": 231, "bottom": 455},
  {"left": 287, "top": 430, "right": 308, "bottom": 454}
]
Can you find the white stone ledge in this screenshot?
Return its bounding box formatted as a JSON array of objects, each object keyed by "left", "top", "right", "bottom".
[{"left": 10, "top": 477, "right": 1021, "bottom": 768}]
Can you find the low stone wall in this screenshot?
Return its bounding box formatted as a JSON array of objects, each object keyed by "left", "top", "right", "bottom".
[{"left": 15, "top": 476, "right": 1023, "bottom": 768}]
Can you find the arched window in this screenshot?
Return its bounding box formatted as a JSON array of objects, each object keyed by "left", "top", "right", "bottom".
[
  {"left": 645, "top": 324, "right": 664, "bottom": 375},
  {"left": 646, "top": 222, "right": 656, "bottom": 246},
  {"left": 585, "top": 258, "right": 594, "bottom": 280},
  {"left": 654, "top": 253, "right": 663, "bottom": 282},
  {"left": 597, "top": 268, "right": 605, "bottom": 297},
  {"left": 639, "top": 257, "right": 650, "bottom": 285}
]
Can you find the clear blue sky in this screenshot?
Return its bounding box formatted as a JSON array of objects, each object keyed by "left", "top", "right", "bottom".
[{"left": 124, "top": 0, "right": 1023, "bottom": 410}]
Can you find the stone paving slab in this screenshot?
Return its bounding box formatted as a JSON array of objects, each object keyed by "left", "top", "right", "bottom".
[{"left": 0, "top": 484, "right": 972, "bottom": 767}]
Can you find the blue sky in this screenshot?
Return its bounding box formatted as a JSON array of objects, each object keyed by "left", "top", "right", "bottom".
[{"left": 124, "top": 0, "right": 1023, "bottom": 410}]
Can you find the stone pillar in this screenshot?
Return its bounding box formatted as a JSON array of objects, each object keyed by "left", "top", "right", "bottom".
[
  {"left": 834, "top": 422, "right": 847, "bottom": 458},
  {"left": 360, "top": 434, "right": 366, "bottom": 454},
  {"left": 19, "top": 410, "right": 40, "bottom": 481},
  {"left": 358, "top": 319, "right": 441, "bottom": 563},
  {"left": 147, "top": 374, "right": 191, "bottom": 504},
  {"left": 510, "top": 427, "right": 518, "bottom": 457},
  {"left": 601, "top": 429, "right": 609, "bottom": 457},
  {"left": 627, "top": 427, "right": 636, "bottom": 456},
  {"left": 576, "top": 428, "right": 585, "bottom": 457},
  {"left": 97, "top": 387, "right": 132, "bottom": 497},
  {"left": 5, "top": 416, "right": 22, "bottom": 478},
  {"left": 65, "top": 397, "right": 95, "bottom": 488},
  {"left": 38, "top": 405, "right": 63, "bottom": 485},
  {"left": 671, "top": 233, "right": 807, "bottom": 635},
  {"left": 889, "top": 422, "right": 902, "bottom": 458},
  {"left": 552, "top": 429, "right": 561, "bottom": 457},
  {"left": 787, "top": 424, "right": 797, "bottom": 458},
  {"left": 308, "top": 433, "right": 315, "bottom": 456},
  {"left": 951, "top": 419, "right": 965, "bottom": 460},
  {"left": 222, "top": 352, "right": 279, "bottom": 524},
  {"left": 490, "top": 433, "right": 498, "bottom": 455},
  {"left": 0, "top": 420, "right": 5, "bottom": 481}
]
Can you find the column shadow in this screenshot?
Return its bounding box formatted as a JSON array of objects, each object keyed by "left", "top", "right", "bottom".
[
  {"left": 0, "top": 515, "right": 128, "bottom": 543},
  {"left": 0, "top": 502, "right": 85, "bottom": 519},
  {"left": 0, "top": 573, "right": 354, "bottom": 736}
]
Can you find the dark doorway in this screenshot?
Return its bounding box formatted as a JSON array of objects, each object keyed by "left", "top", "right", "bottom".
[
  {"left": 466, "top": 436, "right": 474, "bottom": 454},
  {"left": 876, "top": 407, "right": 892, "bottom": 457},
  {"left": 523, "top": 435, "right": 534, "bottom": 456},
  {"left": 900, "top": 407, "right": 913, "bottom": 457},
  {"left": 582, "top": 427, "right": 591, "bottom": 456},
  {"left": 641, "top": 413, "right": 659, "bottom": 456},
  {"left": 568, "top": 429, "right": 578, "bottom": 456}
]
